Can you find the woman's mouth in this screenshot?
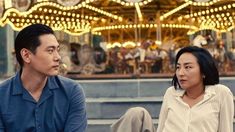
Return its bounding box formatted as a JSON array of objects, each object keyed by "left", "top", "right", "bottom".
[{"left": 179, "top": 80, "right": 186, "bottom": 84}]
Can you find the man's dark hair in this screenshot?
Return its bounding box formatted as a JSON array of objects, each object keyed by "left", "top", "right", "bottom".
[
  {"left": 172, "top": 46, "right": 219, "bottom": 89},
  {"left": 14, "top": 24, "right": 54, "bottom": 67}
]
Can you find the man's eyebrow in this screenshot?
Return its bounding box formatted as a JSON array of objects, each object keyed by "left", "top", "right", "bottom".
[{"left": 46, "top": 45, "right": 59, "bottom": 49}]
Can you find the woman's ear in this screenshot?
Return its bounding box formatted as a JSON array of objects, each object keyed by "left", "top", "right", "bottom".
[
  {"left": 20, "top": 48, "right": 31, "bottom": 64},
  {"left": 202, "top": 75, "right": 206, "bottom": 79}
]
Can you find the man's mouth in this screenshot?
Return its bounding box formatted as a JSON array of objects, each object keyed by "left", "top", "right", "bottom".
[{"left": 52, "top": 65, "right": 59, "bottom": 68}]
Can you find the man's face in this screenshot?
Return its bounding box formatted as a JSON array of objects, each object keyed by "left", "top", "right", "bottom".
[{"left": 28, "top": 34, "right": 61, "bottom": 76}]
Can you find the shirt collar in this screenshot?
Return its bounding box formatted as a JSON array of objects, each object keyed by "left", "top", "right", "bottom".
[
  {"left": 174, "top": 85, "right": 216, "bottom": 97},
  {"left": 12, "top": 71, "right": 23, "bottom": 95},
  {"left": 12, "top": 71, "right": 60, "bottom": 95},
  {"left": 47, "top": 76, "right": 60, "bottom": 90}
]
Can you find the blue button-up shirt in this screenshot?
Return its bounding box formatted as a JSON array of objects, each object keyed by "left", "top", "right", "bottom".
[{"left": 0, "top": 72, "right": 87, "bottom": 132}]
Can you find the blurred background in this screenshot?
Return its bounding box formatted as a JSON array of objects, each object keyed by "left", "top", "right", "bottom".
[{"left": 0, "top": 0, "right": 235, "bottom": 131}]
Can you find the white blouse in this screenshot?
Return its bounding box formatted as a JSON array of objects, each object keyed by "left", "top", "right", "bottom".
[{"left": 156, "top": 84, "right": 234, "bottom": 132}]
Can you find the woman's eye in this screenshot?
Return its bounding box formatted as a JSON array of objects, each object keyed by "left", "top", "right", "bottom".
[{"left": 185, "top": 66, "right": 191, "bottom": 69}]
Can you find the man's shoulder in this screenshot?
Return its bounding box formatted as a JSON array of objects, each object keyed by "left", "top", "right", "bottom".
[
  {"left": 0, "top": 76, "right": 15, "bottom": 98},
  {"left": 55, "top": 75, "right": 78, "bottom": 85},
  {"left": 51, "top": 76, "right": 84, "bottom": 98},
  {"left": 0, "top": 76, "right": 14, "bottom": 89},
  {"left": 51, "top": 75, "right": 82, "bottom": 90}
]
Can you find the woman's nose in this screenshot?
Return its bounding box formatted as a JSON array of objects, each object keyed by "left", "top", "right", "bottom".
[{"left": 177, "top": 68, "right": 185, "bottom": 76}]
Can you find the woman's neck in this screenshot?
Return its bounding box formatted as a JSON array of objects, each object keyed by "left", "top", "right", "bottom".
[{"left": 184, "top": 85, "right": 205, "bottom": 99}]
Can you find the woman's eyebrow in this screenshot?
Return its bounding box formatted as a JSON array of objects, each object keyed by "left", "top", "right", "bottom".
[{"left": 177, "top": 62, "right": 193, "bottom": 65}]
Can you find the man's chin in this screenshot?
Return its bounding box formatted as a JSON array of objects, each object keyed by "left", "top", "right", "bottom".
[{"left": 47, "top": 71, "right": 59, "bottom": 76}]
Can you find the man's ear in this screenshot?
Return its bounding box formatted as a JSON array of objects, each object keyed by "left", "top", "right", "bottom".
[{"left": 20, "top": 48, "right": 31, "bottom": 64}]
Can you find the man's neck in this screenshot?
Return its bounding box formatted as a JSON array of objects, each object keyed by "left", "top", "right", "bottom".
[{"left": 20, "top": 68, "right": 48, "bottom": 95}]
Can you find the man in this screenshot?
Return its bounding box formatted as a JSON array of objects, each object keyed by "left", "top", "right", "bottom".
[{"left": 0, "top": 24, "right": 87, "bottom": 131}]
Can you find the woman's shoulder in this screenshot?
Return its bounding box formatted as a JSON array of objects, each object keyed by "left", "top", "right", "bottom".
[
  {"left": 208, "top": 84, "right": 233, "bottom": 96},
  {"left": 165, "top": 86, "right": 175, "bottom": 93},
  {"left": 165, "top": 86, "right": 183, "bottom": 96}
]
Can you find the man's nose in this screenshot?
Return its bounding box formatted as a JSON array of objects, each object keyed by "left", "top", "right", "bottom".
[{"left": 54, "top": 51, "right": 61, "bottom": 61}]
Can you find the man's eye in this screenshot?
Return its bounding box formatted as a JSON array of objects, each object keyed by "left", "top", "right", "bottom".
[{"left": 48, "top": 49, "right": 54, "bottom": 53}]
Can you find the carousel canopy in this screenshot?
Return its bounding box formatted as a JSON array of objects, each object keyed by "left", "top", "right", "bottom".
[{"left": 0, "top": 0, "right": 234, "bottom": 40}]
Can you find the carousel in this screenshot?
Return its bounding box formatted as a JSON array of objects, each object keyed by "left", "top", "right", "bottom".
[{"left": 0, "top": 0, "right": 235, "bottom": 78}]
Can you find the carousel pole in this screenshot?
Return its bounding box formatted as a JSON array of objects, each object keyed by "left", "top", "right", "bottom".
[
  {"left": 135, "top": 11, "right": 138, "bottom": 43},
  {"left": 2, "top": 0, "right": 15, "bottom": 76},
  {"left": 189, "top": 4, "right": 194, "bottom": 45},
  {"left": 156, "top": 11, "right": 161, "bottom": 45},
  {"left": 108, "top": 18, "right": 111, "bottom": 46}
]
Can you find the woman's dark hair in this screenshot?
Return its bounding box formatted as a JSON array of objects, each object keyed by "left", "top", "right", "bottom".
[
  {"left": 172, "top": 46, "right": 219, "bottom": 89},
  {"left": 14, "top": 24, "right": 54, "bottom": 67}
]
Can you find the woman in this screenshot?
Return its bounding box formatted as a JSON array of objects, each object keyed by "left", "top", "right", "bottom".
[
  {"left": 111, "top": 46, "right": 234, "bottom": 132},
  {"left": 157, "top": 46, "right": 233, "bottom": 132}
]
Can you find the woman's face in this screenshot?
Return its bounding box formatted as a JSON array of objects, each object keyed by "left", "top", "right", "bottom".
[{"left": 176, "top": 52, "right": 204, "bottom": 90}]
